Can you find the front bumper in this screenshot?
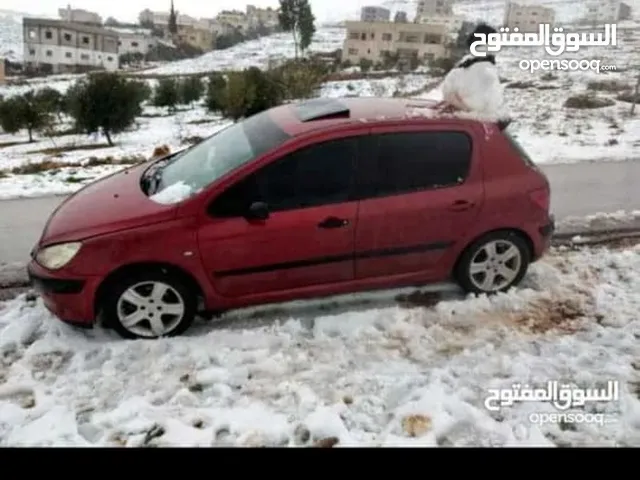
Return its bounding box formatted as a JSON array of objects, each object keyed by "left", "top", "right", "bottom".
[{"left": 27, "top": 260, "right": 100, "bottom": 326}]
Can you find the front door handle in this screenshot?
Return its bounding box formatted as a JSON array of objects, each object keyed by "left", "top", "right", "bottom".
[
  {"left": 449, "top": 200, "right": 475, "bottom": 211},
  {"left": 318, "top": 217, "right": 349, "bottom": 229}
]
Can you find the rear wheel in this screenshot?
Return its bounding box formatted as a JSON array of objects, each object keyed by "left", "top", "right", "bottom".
[
  {"left": 455, "top": 231, "right": 530, "bottom": 295},
  {"left": 102, "top": 271, "right": 197, "bottom": 339}
]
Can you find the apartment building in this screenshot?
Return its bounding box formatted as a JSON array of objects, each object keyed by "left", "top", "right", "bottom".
[
  {"left": 58, "top": 6, "right": 102, "bottom": 26},
  {"left": 342, "top": 20, "right": 448, "bottom": 64},
  {"left": 175, "top": 24, "right": 214, "bottom": 51},
  {"left": 416, "top": 13, "right": 464, "bottom": 33},
  {"left": 138, "top": 9, "right": 198, "bottom": 27},
  {"left": 246, "top": 5, "right": 280, "bottom": 28},
  {"left": 394, "top": 11, "right": 409, "bottom": 23},
  {"left": 217, "top": 10, "right": 250, "bottom": 32},
  {"left": 416, "top": 0, "right": 453, "bottom": 19},
  {"left": 361, "top": 6, "right": 391, "bottom": 22},
  {"left": 112, "top": 28, "right": 158, "bottom": 56},
  {"left": 585, "top": 0, "right": 632, "bottom": 23},
  {"left": 23, "top": 17, "right": 118, "bottom": 73},
  {"left": 503, "top": 2, "right": 556, "bottom": 32}
]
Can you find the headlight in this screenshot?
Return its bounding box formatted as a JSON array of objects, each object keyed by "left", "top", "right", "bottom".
[{"left": 35, "top": 242, "right": 82, "bottom": 270}]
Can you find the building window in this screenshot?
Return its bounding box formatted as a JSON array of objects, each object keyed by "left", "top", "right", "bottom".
[
  {"left": 382, "top": 33, "right": 392, "bottom": 41},
  {"left": 348, "top": 48, "right": 358, "bottom": 55},
  {"left": 107, "top": 56, "right": 113, "bottom": 61},
  {"left": 65, "top": 52, "right": 72, "bottom": 58},
  {"left": 29, "top": 48, "right": 35, "bottom": 55},
  {"left": 532, "top": 11, "right": 538, "bottom": 15},
  {"left": 131, "top": 41, "right": 139, "bottom": 47},
  {"left": 82, "top": 36, "right": 89, "bottom": 44},
  {"left": 81, "top": 53, "right": 90, "bottom": 60},
  {"left": 45, "top": 30, "right": 52, "bottom": 39},
  {"left": 28, "top": 30, "right": 37, "bottom": 39},
  {"left": 424, "top": 34, "right": 441, "bottom": 44},
  {"left": 118, "top": 40, "right": 122, "bottom": 46},
  {"left": 46, "top": 50, "right": 52, "bottom": 56},
  {"left": 63, "top": 33, "right": 72, "bottom": 41},
  {"left": 370, "top": 33, "right": 375, "bottom": 39}
]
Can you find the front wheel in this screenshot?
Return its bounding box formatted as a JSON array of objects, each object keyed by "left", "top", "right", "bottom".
[
  {"left": 102, "top": 271, "right": 197, "bottom": 339},
  {"left": 455, "top": 231, "right": 530, "bottom": 295}
]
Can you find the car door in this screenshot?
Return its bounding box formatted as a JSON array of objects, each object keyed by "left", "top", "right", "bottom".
[
  {"left": 198, "top": 135, "right": 363, "bottom": 298},
  {"left": 353, "top": 124, "right": 484, "bottom": 280}
]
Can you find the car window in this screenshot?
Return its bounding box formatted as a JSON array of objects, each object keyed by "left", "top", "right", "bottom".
[
  {"left": 358, "top": 131, "right": 472, "bottom": 199},
  {"left": 149, "top": 110, "right": 291, "bottom": 204},
  {"left": 209, "top": 137, "right": 359, "bottom": 217}
]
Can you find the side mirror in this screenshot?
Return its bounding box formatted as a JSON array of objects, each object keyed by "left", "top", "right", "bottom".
[{"left": 245, "top": 201, "right": 269, "bottom": 221}]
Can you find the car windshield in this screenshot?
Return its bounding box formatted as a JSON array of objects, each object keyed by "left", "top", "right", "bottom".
[{"left": 147, "top": 110, "right": 291, "bottom": 204}]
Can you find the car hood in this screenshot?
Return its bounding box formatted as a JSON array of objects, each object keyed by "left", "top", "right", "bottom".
[{"left": 38, "top": 162, "right": 178, "bottom": 247}]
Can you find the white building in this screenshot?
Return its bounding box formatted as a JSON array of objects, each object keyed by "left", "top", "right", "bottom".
[
  {"left": 416, "top": 0, "right": 454, "bottom": 19},
  {"left": 111, "top": 28, "right": 158, "bottom": 56},
  {"left": 584, "top": 0, "right": 632, "bottom": 23},
  {"left": 361, "top": 6, "right": 391, "bottom": 22},
  {"left": 58, "top": 6, "right": 102, "bottom": 25},
  {"left": 23, "top": 17, "right": 119, "bottom": 73},
  {"left": 416, "top": 13, "right": 464, "bottom": 33},
  {"left": 138, "top": 9, "right": 198, "bottom": 27},
  {"left": 503, "top": 2, "right": 556, "bottom": 33}
]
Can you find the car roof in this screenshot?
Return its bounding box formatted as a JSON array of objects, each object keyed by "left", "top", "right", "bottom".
[{"left": 268, "top": 96, "right": 500, "bottom": 137}]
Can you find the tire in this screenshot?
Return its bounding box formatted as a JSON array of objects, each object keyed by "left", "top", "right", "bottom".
[
  {"left": 454, "top": 231, "right": 531, "bottom": 295},
  {"left": 101, "top": 270, "right": 197, "bottom": 340}
]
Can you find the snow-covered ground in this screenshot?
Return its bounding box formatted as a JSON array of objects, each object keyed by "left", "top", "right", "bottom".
[
  {"left": 140, "top": 28, "right": 346, "bottom": 77},
  {"left": 1, "top": 243, "right": 639, "bottom": 446}
]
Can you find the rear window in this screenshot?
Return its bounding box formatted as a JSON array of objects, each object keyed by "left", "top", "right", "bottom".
[{"left": 502, "top": 128, "right": 535, "bottom": 167}]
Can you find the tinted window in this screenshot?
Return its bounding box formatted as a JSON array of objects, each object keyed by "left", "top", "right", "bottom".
[
  {"left": 358, "top": 131, "right": 472, "bottom": 199},
  {"left": 209, "top": 137, "right": 359, "bottom": 217}
]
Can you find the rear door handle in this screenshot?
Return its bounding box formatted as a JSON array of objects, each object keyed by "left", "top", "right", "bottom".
[
  {"left": 449, "top": 200, "right": 475, "bottom": 211},
  {"left": 318, "top": 217, "right": 349, "bottom": 229}
]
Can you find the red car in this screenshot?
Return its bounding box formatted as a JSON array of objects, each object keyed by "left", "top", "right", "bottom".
[{"left": 28, "top": 97, "right": 554, "bottom": 340}]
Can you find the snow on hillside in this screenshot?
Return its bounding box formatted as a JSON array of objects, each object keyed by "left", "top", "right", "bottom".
[
  {"left": 1, "top": 244, "right": 640, "bottom": 446},
  {"left": 140, "top": 28, "right": 345, "bottom": 76}
]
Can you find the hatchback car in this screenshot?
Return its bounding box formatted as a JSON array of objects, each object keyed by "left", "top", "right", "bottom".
[{"left": 28, "top": 97, "right": 554, "bottom": 339}]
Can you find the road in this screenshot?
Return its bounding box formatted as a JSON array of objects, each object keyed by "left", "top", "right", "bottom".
[{"left": 1, "top": 160, "right": 640, "bottom": 265}]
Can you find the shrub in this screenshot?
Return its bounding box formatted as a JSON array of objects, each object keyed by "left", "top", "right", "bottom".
[
  {"left": 269, "top": 58, "right": 326, "bottom": 100},
  {"left": 205, "top": 73, "right": 227, "bottom": 112},
  {"left": 220, "top": 67, "right": 283, "bottom": 121},
  {"left": 179, "top": 76, "right": 204, "bottom": 105},
  {"left": 564, "top": 94, "right": 615, "bottom": 109},
  {"left": 587, "top": 80, "right": 629, "bottom": 92},
  {"left": 153, "top": 78, "right": 179, "bottom": 111}
]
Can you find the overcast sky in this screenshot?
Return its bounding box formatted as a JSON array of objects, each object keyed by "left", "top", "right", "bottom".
[{"left": 2, "top": 0, "right": 371, "bottom": 24}]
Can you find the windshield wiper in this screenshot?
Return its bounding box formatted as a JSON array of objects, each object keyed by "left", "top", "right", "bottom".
[{"left": 142, "top": 158, "right": 171, "bottom": 195}]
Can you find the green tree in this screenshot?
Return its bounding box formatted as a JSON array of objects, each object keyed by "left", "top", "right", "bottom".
[
  {"left": 179, "top": 76, "right": 204, "bottom": 106},
  {"left": 153, "top": 78, "right": 179, "bottom": 112},
  {"left": 67, "top": 72, "right": 143, "bottom": 146},
  {"left": 168, "top": 0, "right": 178, "bottom": 35},
  {"left": 278, "top": 0, "right": 316, "bottom": 59},
  {"left": 35, "top": 87, "right": 65, "bottom": 122},
  {"left": 205, "top": 73, "right": 227, "bottom": 112},
  {"left": 0, "top": 90, "right": 53, "bottom": 142}
]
